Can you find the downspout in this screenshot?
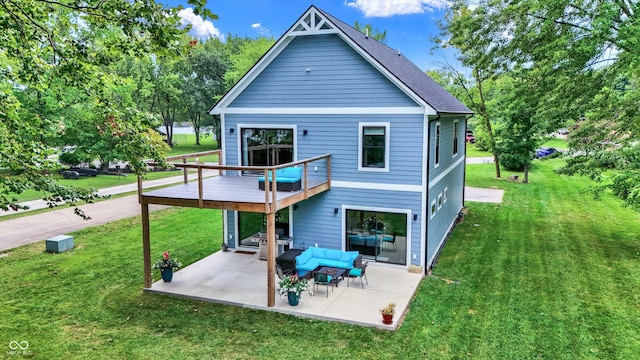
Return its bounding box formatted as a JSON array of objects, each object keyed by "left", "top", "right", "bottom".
[
  {"left": 425, "top": 113, "right": 440, "bottom": 273},
  {"left": 462, "top": 113, "right": 475, "bottom": 208}
]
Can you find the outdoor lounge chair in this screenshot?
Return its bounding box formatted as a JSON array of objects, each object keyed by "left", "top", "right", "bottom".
[{"left": 347, "top": 262, "right": 369, "bottom": 288}]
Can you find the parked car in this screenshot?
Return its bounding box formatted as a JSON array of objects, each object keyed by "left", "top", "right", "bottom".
[
  {"left": 58, "top": 167, "right": 98, "bottom": 179},
  {"left": 535, "top": 147, "right": 558, "bottom": 158},
  {"left": 465, "top": 132, "right": 476, "bottom": 143}
]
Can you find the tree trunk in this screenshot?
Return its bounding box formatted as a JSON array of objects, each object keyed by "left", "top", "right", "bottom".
[
  {"left": 194, "top": 113, "right": 201, "bottom": 145},
  {"left": 474, "top": 68, "right": 501, "bottom": 178},
  {"left": 523, "top": 162, "right": 529, "bottom": 184}
]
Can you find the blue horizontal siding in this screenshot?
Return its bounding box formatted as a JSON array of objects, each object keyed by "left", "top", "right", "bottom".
[
  {"left": 429, "top": 115, "right": 466, "bottom": 180},
  {"left": 230, "top": 34, "right": 418, "bottom": 108},
  {"left": 224, "top": 114, "right": 424, "bottom": 185},
  {"left": 291, "top": 189, "right": 423, "bottom": 266}
]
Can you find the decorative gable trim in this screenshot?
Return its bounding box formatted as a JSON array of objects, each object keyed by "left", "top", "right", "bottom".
[
  {"left": 290, "top": 7, "right": 338, "bottom": 36},
  {"left": 210, "top": 5, "right": 434, "bottom": 115}
]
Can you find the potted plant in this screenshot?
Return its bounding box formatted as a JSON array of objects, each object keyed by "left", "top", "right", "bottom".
[
  {"left": 278, "top": 274, "right": 311, "bottom": 306},
  {"left": 380, "top": 302, "right": 396, "bottom": 324},
  {"left": 153, "top": 251, "right": 182, "bottom": 282}
]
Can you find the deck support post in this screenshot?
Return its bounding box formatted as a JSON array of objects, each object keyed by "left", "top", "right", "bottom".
[
  {"left": 266, "top": 211, "right": 276, "bottom": 307},
  {"left": 142, "top": 203, "right": 152, "bottom": 288},
  {"left": 183, "top": 158, "right": 188, "bottom": 184}
]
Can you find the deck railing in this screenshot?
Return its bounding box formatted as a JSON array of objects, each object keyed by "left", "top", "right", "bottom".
[{"left": 139, "top": 151, "right": 331, "bottom": 213}]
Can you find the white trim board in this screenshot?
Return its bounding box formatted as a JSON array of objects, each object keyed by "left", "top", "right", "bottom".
[
  {"left": 221, "top": 107, "right": 426, "bottom": 115},
  {"left": 332, "top": 181, "right": 422, "bottom": 193},
  {"left": 428, "top": 156, "right": 465, "bottom": 189}
]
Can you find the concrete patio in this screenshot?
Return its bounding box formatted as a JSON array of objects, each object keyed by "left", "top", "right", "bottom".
[{"left": 144, "top": 250, "right": 423, "bottom": 330}]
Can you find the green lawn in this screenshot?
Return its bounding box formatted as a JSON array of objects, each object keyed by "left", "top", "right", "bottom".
[
  {"left": 1, "top": 160, "right": 638, "bottom": 359},
  {"left": 542, "top": 137, "right": 568, "bottom": 149},
  {"left": 7, "top": 134, "right": 218, "bottom": 203}
]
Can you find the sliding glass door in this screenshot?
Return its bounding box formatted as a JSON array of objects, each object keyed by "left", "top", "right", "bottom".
[
  {"left": 345, "top": 209, "right": 407, "bottom": 265},
  {"left": 241, "top": 128, "right": 293, "bottom": 174},
  {"left": 237, "top": 208, "right": 290, "bottom": 248}
]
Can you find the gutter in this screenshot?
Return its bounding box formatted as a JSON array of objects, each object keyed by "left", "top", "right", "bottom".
[{"left": 425, "top": 113, "right": 440, "bottom": 272}]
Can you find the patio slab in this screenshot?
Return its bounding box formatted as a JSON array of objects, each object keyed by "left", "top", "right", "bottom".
[{"left": 145, "top": 250, "right": 423, "bottom": 330}]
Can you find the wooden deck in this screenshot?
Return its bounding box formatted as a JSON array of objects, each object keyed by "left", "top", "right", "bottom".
[
  {"left": 138, "top": 152, "right": 332, "bottom": 306},
  {"left": 141, "top": 175, "right": 329, "bottom": 213}
]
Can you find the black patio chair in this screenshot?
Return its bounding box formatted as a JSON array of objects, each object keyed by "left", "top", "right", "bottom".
[
  {"left": 314, "top": 272, "right": 334, "bottom": 297},
  {"left": 347, "top": 262, "right": 369, "bottom": 288}
]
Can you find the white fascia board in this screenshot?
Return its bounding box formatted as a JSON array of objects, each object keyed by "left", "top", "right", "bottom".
[{"left": 222, "top": 107, "right": 425, "bottom": 115}]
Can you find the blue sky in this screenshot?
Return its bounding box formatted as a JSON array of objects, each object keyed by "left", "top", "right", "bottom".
[{"left": 160, "top": 0, "right": 459, "bottom": 71}]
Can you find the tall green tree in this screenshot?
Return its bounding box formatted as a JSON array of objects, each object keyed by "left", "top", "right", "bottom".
[
  {"left": 354, "top": 21, "right": 387, "bottom": 43},
  {"left": 436, "top": 4, "right": 503, "bottom": 178},
  {"left": 179, "top": 38, "right": 228, "bottom": 146},
  {"left": 223, "top": 36, "right": 275, "bottom": 89},
  {"left": 441, "top": 0, "right": 640, "bottom": 207},
  {"left": 0, "top": 0, "right": 216, "bottom": 215}
]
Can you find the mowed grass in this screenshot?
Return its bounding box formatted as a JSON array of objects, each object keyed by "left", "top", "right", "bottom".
[
  {"left": 8, "top": 133, "right": 218, "bottom": 203},
  {"left": 1, "top": 159, "right": 639, "bottom": 359}
]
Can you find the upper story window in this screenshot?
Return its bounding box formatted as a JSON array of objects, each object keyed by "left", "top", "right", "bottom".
[
  {"left": 240, "top": 127, "right": 294, "bottom": 175},
  {"left": 453, "top": 120, "right": 459, "bottom": 156},
  {"left": 434, "top": 122, "right": 441, "bottom": 167},
  {"left": 358, "top": 122, "right": 390, "bottom": 172}
]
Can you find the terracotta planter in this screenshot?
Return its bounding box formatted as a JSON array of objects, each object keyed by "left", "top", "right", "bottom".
[{"left": 382, "top": 313, "right": 393, "bottom": 325}]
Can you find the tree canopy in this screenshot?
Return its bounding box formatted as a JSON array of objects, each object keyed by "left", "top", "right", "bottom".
[
  {"left": 438, "top": 0, "right": 640, "bottom": 207},
  {"left": 0, "top": 0, "right": 215, "bottom": 215}
]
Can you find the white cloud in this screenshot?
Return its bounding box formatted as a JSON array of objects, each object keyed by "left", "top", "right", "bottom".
[
  {"left": 177, "top": 8, "right": 221, "bottom": 40},
  {"left": 251, "top": 23, "right": 270, "bottom": 36},
  {"left": 346, "top": 0, "right": 450, "bottom": 17}
]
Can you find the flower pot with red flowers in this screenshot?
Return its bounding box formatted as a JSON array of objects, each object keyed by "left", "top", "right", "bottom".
[{"left": 153, "top": 251, "right": 182, "bottom": 282}]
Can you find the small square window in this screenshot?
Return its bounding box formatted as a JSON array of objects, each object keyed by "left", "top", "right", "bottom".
[
  {"left": 438, "top": 193, "right": 443, "bottom": 209},
  {"left": 444, "top": 187, "right": 448, "bottom": 203},
  {"left": 430, "top": 200, "right": 437, "bottom": 219}
]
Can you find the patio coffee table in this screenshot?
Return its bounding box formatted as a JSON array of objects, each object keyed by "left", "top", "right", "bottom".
[{"left": 314, "top": 266, "right": 346, "bottom": 286}]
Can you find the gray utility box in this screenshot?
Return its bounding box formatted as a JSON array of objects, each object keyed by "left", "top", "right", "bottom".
[{"left": 45, "top": 235, "right": 75, "bottom": 253}]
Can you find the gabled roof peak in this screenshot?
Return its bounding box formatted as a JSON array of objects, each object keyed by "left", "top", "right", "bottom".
[{"left": 290, "top": 6, "right": 336, "bottom": 35}]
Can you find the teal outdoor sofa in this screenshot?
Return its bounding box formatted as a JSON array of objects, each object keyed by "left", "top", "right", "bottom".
[
  {"left": 258, "top": 167, "right": 302, "bottom": 192},
  {"left": 295, "top": 247, "right": 361, "bottom": 277}
]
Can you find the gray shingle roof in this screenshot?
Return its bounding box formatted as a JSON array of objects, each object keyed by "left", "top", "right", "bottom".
[{"left": 317, "top": 7, "right": 472, "bottom": 114}]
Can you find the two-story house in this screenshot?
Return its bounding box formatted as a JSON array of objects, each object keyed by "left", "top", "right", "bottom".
[
  {"left": 211, "top": 6, "right": 471, "bottom": 269},
  {"left": 139, "top": 5, "right": 471, "bottom": 307}
]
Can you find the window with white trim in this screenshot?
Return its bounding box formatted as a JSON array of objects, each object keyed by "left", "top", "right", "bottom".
[
  {"left": 438, "top": 193, "right": 443, "bottom": 210},
  {"left": 434, "top": 122, "right": 441, "bottom": 167},
  {"left": 444, "top": 187, "right": 448, "bottom": 203},
  {"left": 453, "top": 120, "right": 459, "bottom": 156},
  {"left": 358, "top": 122, "right": 390, "bottom": 172}
]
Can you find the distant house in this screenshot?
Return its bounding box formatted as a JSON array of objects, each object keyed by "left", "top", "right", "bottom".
[
  {"left": 209, "top": 5, "right": 472, "bottom": 271},
  {"left": 139, "top": 5, "right": 472, "bottom": 306}
]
